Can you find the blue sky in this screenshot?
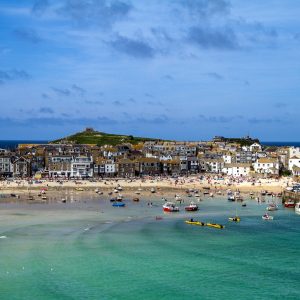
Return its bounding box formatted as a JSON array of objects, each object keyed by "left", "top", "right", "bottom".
[{"left": 0, "top": 0, "right": 299, "bottom": 141}]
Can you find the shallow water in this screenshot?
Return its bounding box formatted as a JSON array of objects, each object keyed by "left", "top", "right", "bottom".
[{"left": 0, "top": 196, "right": 299, "bottom": 299}]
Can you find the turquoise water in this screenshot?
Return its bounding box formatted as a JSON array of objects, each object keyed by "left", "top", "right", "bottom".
[{"left": 0, "top": 197, "right": 299, "bottom": 299}]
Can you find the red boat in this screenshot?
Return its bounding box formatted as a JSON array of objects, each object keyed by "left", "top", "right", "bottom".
[
  {"left": 185, "top": 202, "right": 199, "bottom": 212},
  {"left": 285, "top": 200, "right": 295, "bottom": 208},
  {"left": 163, "top": 202, "right": 179, "bottom": 212}
]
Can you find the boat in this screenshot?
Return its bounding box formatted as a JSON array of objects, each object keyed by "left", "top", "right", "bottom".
[
  {"left": 185, "top": 220, "right": 205, "bottom": 226},
  {"left": 227, "top": 193, "right": 235, "bottom": 201},
  {"left": 114, "top": 189, "right": 119, "bottom": 193},
  {"left": 229, "top": 216, "right": 240, "bottom": 222},
  {"left": 41, "top": 196, "right": 47, "bottom": 200},
  {"left": 163, "top": 202, "right": 179, "bottom": 212},
  {"left": 266, "top": 204, "right": 278, "bottom": 211},
  {"left": 95, "top": 188, "right": 99, "bottom": 193},
  {"left": 116, "top": 195, "right": 123, "bottom": 202},
  {"left": 117, "top": 186, "right": 123, "bottom": 191},
  {"left": 206, "top": 223, "right": 225, "bottom": 229},
  {"left": 285, "top": 200, "right": 295, "bottom": 208},
  {"left": 112, "top": 202, "right": 125, "bottom": 207},
  {"left": 195, "top": 194, "right": 200, "bottom": 198},
  {"left": 242, "top": 203, "right": 247, "bottom": 207},
  {"left": 150, "top": 188, "right": 156, "bottom": 193},
  {"left": 162, "top": 197, "right": 167, "bottom": 202},
  {"left": 262, "top": 213, "right": 273, "bottom": 220},
  {"left": 135, "top": 191, "right": 141, "bottom": 195},
  {"left": 75, "top": 188, "right": 84, "bottom": 191},
  {"left": 110, "top": 197, "right": 117, "bottom": 202},
  {"left": 184, "top": 202, "right": 199, "bottom": 212},
  {"left": 133, "top": 197, "right": 139, "bottom": 202},
  {"left": 295, "top": 202, "right": 300, "bottom": 214},
  {"left": 209, "top": 193, "right": 214, "bottom": 197},
  {"left": 175, "top": 195, "right": 182, "bottom": 201}
]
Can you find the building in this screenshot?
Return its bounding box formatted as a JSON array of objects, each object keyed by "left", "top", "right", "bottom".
[
  {"left": 0, "top": 155, "right": 12, "bottom": 177},
  {"left": 117, "top": 159, "right": 137, "bottom": 177},
  {"left": 48, "top": 155, "right": 72, "bottom": 178},
  {"left": 12, "top": 156, "right": 31, "bottom": 178},
  {"left": 70, "top": 156, "right": 93, "bottom": 178},
  {"left": 253, "top": 158, "right": 280, "bottom": 175},
  {"left": 222, "top": 163, "right": 251, "bottom": 177}
]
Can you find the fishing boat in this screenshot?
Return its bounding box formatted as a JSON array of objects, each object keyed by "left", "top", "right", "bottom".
[
  {"left": 295, "top": 202, "right": 300, "bottom": 214},
  {"left": 112, "top": 202, "right": 125, "bottom": 207},
  {"left": 229, "top": 216, "right": 240, "bottom": 222},
  {"left": 284, "top": 200, "right": 295, "bottom": 208},
  {"left": 133, "top": 197, "right": 139, "bottom": 202},
  {"left": 206, "top": 223, "right": 225, "bottom": 229},
  {"left": 262, "top": 213, "right": 273, "bottom": 220},
  {"left": 184, "top": 202, "right": 199, "bottom": 212},
  {"left": 163, "top": 202, "right": 179, "bottom": 212},
  {"left": 227, "top": 193, "right": 235, "bottom": 201},
  {"left": 185, "top": 220, "right": 205, "bottom": 226},
  {"left": 266, "top": 203, "right": 278, "bottom": 211}
]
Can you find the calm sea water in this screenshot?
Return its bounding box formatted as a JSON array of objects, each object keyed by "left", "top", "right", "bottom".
[
  {"left": 1, "top": 140, "right": 300, "bottom": 150},
  {"left": 0, "top": 196, "right": 299, "bottom": 300},
  {"left": 0, "top": 140, "right": 48, "bottom": 150}
]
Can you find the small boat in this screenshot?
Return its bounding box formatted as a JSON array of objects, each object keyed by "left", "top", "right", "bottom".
[
  {"left": 135, "top": 191, "right": 141, "bottom": 195},
  {"left": 61, "top": 198, "right": 66, "bottom": 203},
  {"left": 295, "top": 202, "right": 300, "bottom": 214},
  {"left": 162, "top": 197, "right": 167, "bottom": 202},
  {"left": 75, "top": 188, "right": 84, "bottom": 191},
  {"left": 114, "top": 189, "right": 119, "bottom": 193},
  {"left": 150, "top": 188, "right": 156, "bottom": 193},
  {"left": 242, "top": 203, "right": 247, "bottom": 207},
  {"left": 185, "top": 220, "right": 205, "bottom": 226},
  {"left": 95, "top": 188, "right": 99, "bottom": 193},
  {"left": 155, "top": 216, "right": 163, "bottom": 220},
  {"left": 229, "top": 216, "right": 240, "bottom": 222},
  {"left": 206, "top": 223, "right": 225, "bottom": 229},
  {"left": 194, "top": 194, "right": 200, "bottom": 198},
  {"left": 262, "top": 213, "right": 273, "bottom": 220},
  {"left": 185, "top": 202, "right": 199, "bottom": 212},
  {"left": 267, "top": 204, "right": 278, "bottom": 211},
  {"left": 112, "top": 202, "right": 125, "bottom": 207},
  {"left": 117, "top": 186, "right": 123, "bottom": 191},
  {"left": 110, "top": 198, "right": 117, "bottom": 202},
  {"left": 116, "top": 195, "right": 123, "bottom": 202},
  {"left": 250, "top": 192, "right": 254, "bottom": 196},
  {"left": 227, "top": 193, "right": 235, "bottom": 201},
  {"left": 175, "top": 195, "right": 182, "bottom": 201},
  {"left": 41, "top": 196, "right": 47, "bottom": 200},
  {"left": 133, "top": 197, "right": 139, "bottom": 202},
  {"left": 108, "top": 192, "right": 113, "bottom": 196},
  {"left": 163, "top": 202, "right": 179, "bottom": 212},
  {"left": 187, "top": 193, "right": 192, "bottom": 197},
  {"left": 209, "top": 193, "right": 214, "bottom": 197},
  {"left": 284, "top": 200, "right": 295, "bottom": 208}
]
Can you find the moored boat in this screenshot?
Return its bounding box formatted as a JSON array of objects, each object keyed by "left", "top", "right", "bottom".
[
  {"left": 262, "top": 213, "right": 273, "bottom": 220},
  {"left": 185, "top": 220, "right": 205, "bottom": 226},
  {"left": 112, "top": 202, "right": 125, "bottom": 207},
  {"left": 267, "top": 203, "right": 278, "bottom": 211},
  {"left": 163, "top": 202, "right": 179, "bottom": 212},
  {"left": 295, "top": 202, "right": 300, "bottom": 214},
  {"left": 184, "top": 202, "right": 199, "bottom": 212},
  {"left": 229, "top": 216, "right": 240, "bottom": 222},
  {"left": 206, "top": 223, "right": 225, "bottom": 229},
  {"left": 133, "top": 197, "right": 139, "bottom": 202},
  {"left": 284, "top": 200, "right": 295, "bottom": 208}
]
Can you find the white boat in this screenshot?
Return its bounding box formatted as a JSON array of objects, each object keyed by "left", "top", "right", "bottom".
[
  {"left": 266, "top": 204, "right": 278, "bottom": 211},
  {"left": 262, "top": 213, "right": 274, "bottom": 220},
  {"left": 175, "top": 195, "right": 182, "bottom": 201},
  {"left": 163, "top": 202, "right": 179, "bottom": 212},
  {"left": 150, "top": 188, "right": 156, "bottom": 193},
  {"left": 295, "top": 202, "right": 300, "bottom": 214}
]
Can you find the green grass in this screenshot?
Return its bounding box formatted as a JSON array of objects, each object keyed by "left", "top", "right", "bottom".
[{"left": 51, "top": 129, "right": 164, "bottom": 146}]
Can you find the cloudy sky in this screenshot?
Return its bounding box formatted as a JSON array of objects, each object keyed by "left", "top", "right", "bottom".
[{"left": 0, "top": 0, "right": 299, "bottom": 141}]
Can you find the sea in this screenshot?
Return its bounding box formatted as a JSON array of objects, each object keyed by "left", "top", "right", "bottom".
[
  {"left": 0, "top": 140, "right": 300, "bottom": 150},
  {"left": 0, "top": 195, "right": 299, "bottom": 300}
]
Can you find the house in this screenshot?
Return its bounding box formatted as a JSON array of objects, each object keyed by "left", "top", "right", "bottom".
[
  {"left": 253, "top": 158, "right": 280, "bottom": 175},
  {"left": 288, "top": 156, "right": 300, "bottom": 173},
  {"left": 249, "top": 143, "right": 262, "bottom": 152},
  {"left": 222, "top": 163, "right": 251, "bottom": 177},
  {"left": 200, "top": 158, "right": 224, "bottom": 173},
  {"left": 235, "top": 151, "right": 257, "bottom": 164},
  {"left": 70, "top": 156, "right": 93, "bottom": 178},
  {"left": 104, "top": 160, "right": 117, "bottom": 177},
  {"left": 48, "top": 155, "right": 72, "bottom": 178},
  {"left": 292, "top": 166, "right": 300, "bottom": 177},
  {"left": 0, "top": 155, "right": 13, "bottom": 177},
  {"left": 187, "top": 157, "right": 199, "bottom": 173},
  {"left": 12, "top": 156, "right": 31, "bottom": 178},
  {"left": 93, "top": 157, "right": 106, "bottom": 177},
  {"left": 162, "top": 159, "right": 180, "bottom": 175},
  {"left": 117, "top": 159, "right": 138, "bottom": 177},
  {"left": 139, "top": 158, "right": 161, "bottom": 176}
]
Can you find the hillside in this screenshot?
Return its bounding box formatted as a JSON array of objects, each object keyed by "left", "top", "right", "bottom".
[{"left": 52, "top": 128, "right": 163, "bottom": 146}]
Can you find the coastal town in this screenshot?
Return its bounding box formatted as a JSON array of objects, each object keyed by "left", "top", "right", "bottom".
[{"left": 0, "top": 129, "right": 299, "bottom": 181}]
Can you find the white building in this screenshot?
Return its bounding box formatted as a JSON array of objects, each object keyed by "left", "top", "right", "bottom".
[
  {"left": 71, "top": 156, "right": 93, "bottom": 178},
  {"left": 253, "top": 158, "right": 280, "bottom": 175},
  {"left": 105, "top": 160, "right": 116, "bottom": 176},
  {"left": 222, "top": 163, "right": 251, "bottom": 177},
  {"left": 288, "top": 155, "right": 300, "bottom": 175},
  {"left": 223, "top": 154, "right": 233, "bottom": 164},
  {"left": 249, "top": 143, "right": 262, "bottom": 152}
]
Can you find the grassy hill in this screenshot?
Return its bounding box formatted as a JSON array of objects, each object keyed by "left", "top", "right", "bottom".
[{"left": 52, "top": 128, "right": 163, "bottom": 146}]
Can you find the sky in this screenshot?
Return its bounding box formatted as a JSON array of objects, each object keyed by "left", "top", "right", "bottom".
[{"left": 0, "top": 0, "right": 299, "bottom": 141}]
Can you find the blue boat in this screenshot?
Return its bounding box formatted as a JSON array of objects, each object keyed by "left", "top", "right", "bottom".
[{"left": 112, "top": 202, "right": 125, "bottom": 207}]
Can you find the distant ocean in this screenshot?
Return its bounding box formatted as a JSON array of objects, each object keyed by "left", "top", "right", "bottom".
[
  {"left": 0, "top": 140, "right": 48, "bottom": 150},
  {"left": 0, "top": 140, "right": 300, "bottom": 150}
]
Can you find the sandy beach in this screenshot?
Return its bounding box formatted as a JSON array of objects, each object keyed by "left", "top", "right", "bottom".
[{"left": 0, "top": 175, "right": 294, "bottom": 203}]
